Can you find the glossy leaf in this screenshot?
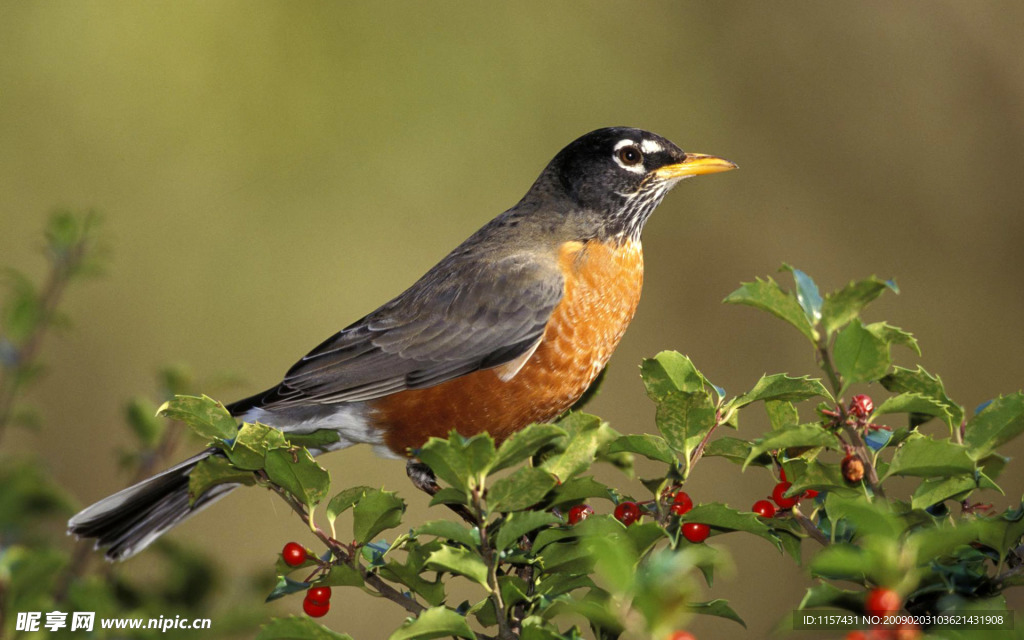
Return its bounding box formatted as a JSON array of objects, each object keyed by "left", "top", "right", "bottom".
[
  {"left": 264, "top": 448, "right": 330, "bottom": 510},
  {"left": 821, "top": 276, "right": 898, "bottom": 336},
  {"left": 964, "top": 393, "right": 1024, "bottom": 459},
  {"left": 352, "top": 488, "right": 405, "bottom": 544},
  {"left": 489, "top": 466, "right": 558, "bottom": 512},
  {"left": 387, "top": 606, "right": 475, "bottom": 640},
  {"left": 724, "top": 276, "right": 816, "bottom": 342},
  {"left": 884, "top": 434, "right": 974, "bottom": 478},
  {"left": 880, "top": 366, "right": 963, "bottom": 430},
  {"left": 157, "top": 395, "right": 237, "bottom": 442},
  {"left": 606, "top": 434, "right": 676, "bottom": 464},
  {"left": 187, "top": 455, "right": 254, "bottom": 504}
]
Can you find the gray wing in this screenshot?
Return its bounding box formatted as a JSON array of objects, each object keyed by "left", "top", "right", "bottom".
[{"left": 244, "top": 252, "right": 564, "bottom": 409}]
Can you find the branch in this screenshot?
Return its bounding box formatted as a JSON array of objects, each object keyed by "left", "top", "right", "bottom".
[{"left": 792, "top": 507, "right": 830, "bottom": 547}]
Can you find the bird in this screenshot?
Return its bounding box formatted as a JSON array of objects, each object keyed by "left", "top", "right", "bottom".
[{"left": 68, "top": 127, "right": 736, "bottom": 560}]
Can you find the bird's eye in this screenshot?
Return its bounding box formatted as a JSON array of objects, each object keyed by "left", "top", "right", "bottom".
[{"left": 617, "top": 145, "right": 643, "bottom": 167}]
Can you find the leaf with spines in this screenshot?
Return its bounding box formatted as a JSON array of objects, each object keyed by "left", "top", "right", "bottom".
[
  {"left": 352, "top": 488, "right": 405, "bottom": 545},
  {"left": 425, "top": 546, "right": 490, "bottom": 590},
  {"left": 641, "top": 351, "right": 710, "bottom": 400},
  {"left": 703, "top": 437, "right": 772, "bottom": 466},
  {"left": 688, "top": 599, "right": 746, "bottom": 627},
  {"left": 744, "top": 424, "right": 841, "bottom": 469},
  {"left": 880, "top": 366, "right": 963, "bottom": 431},
  {"left": 158, "top": 395, "right": 237, "bottom": 442},
  {"left": 732, "top": 373, "right": 832, "bottom": 409},
  {"left": 606, "top": 434, "right": 676, "bottom": 464},
  {"left": 494, "top": 511, "right": 560, "bottom": 552},
  {"left": 492, "top": 423, "right": 565, "bottom": 472},
  {"left": 872, "top": 392, "right": 953, "bottom": 425},
  {"left": 489, "top": 466, "right": 558, "bottom": 512},
  {"left": 188, "top": 455, "right": 255, "bottom": 504},
  {"left": 387, "top": 606, "right": 476, "bottom": 640},
  {"left": 724, "top": 276, "right": 816, "bottom": 342},
  {"left": 677, "top": 503, "right": 779, "bottom": 550},
  {"left": 264, "top": 448, "right": 330, "bottom": 511},
  {"left": 417, "top": 432, "right": 497, "bottom": 494},
  {"left": 911, "top": 475, "right": 977, "bottom": 510},
  {"left": 963, "top": 393, "right": 1024, "bottom": 460},
  {"left": 654, "top": 389, "right": 716, "bottom": 477},
  {"left": 227, "top": 422, "right": 289, "bottom": 471},
  {"left": 413, "top": 520, "right": 478, "bottom": 549},
  {"left": 257, "top": 616, "right": 354, "bottom": 640},
  {"left": 821, "top": 276, "right": 898, "bottom": 336},
  {"left": 782, "top": 265, "right": 823, "bottom": 325},
  {"left": 884, "top": 433, "right": 975, "bottom": 478}
]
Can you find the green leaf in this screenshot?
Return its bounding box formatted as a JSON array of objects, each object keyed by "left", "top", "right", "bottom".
[
  {"left": 188, "top": 455, "right": 255, "bottom": 504},
  {"left": 641, "top": 351, "right": 709, "bottom": 399},
  {"left": 823, "top": 494, "right": 903, "bottom": 539},
  {"left": 782, "top": 264, "right": 823, "bottom": 325},
  {"left": 157, "top": 395, "right": 237, "bottom": 442},
  {"left": 723, "top": 276, "right": 816, "bottom": 342},
  {"left": 810, "top": 544, "right": 869, "bottom": 581},
  {"left": 321, "top": 562, "right": 364, "bottom": 588},
  {"left": 745, "top": 424, "right": 840, "bottom": 469},
  {"left": 679, "top": 503, "right": 778, "bottom": 549},
  {"left": 867, "top": 322, "right": 920, "bottom": 357},
  {"left": 429, "top": 487, "right": 470, "bottom": 507},
  {"left": 884, "top": 433, "right": 975, "bottom": 478},
  {"left": 257, "top": 616, "right": 354, "bottom": 640},
  {"left": 765, "top": 400, "right": 800, "bottom": 431},
  {"left": 872, "top": 392, "right": 953, "bottom": 425},
  {"left": 227, "top": 422, "right": 289, "bottom": 471},
  {"left": 783, "top": 460, "right": 856, "bottom": 495},
  {"left": 414, "top": 520, "right": 478, "bottom": 549},
  {"left": 380, "top": 542, "right": 447, "bottom": 606},
  {"left": 417, "top": 432, "right": 498, "bottom": 492},
  {"left": 352, "top": 488, "right": 405, "bottom": 545},
  {"left": 492, "top": 423, "right": 566, "bottom": 472},
  {"left": 733, "top": 373, "right": 832, "bottom": 408},
  {"left": 387, "top": 606, "right": 475, "bottom": 640},
  {"left": 425, "top": 546, "right": 490, "bottom": 589},
  {"left": 688, "top": 599, "right": 746, "bottom": 627},
  {"left": 703, "top": 437, "right": 772, "bottom": 466},
  {"left": 798, "top": 582, "right": 864, "bottom": 612},
  {"left": 653, "top": 389, "right": 716, "bottom": 476},
  {"left": 880, "top": 366, "right": 963, "bottom": 430},
  {"left": 833, "top": 319, "right": 890, "bottom": 385},
  {"left": 326, "top": 486, "right": 373, "bottom": 523},
  {"left": 821, "top": 276, "right": 898, "bottom": 336},
  {"left": 606, "top": 434, "right": 677, "bottom": 464},
  {"left": 495, "top": 511, "right": 560, "bottom": 552},
  {"left": 286, "top": 429, "right": 342, "bottom": 450},
  {"left": 265, "top": 575, "right": 312, "bottom": 602},
  {"left": 540, "top": 414, "right": 605, "bottom": 481},
  {"left": 264, "top": 448, "right": 330, "bottom": 510},
  {"left": 545, "top": 476, "right": 614, "bottom": 509},
  {"left": 964, "top": 393, "right": 1024, "bottom": 459},
  {"left": 489, "top": 466, "right": 558, "bottom": 512},
  {"left": 911, "top": 475, "right": 976, "bottom": 510}
]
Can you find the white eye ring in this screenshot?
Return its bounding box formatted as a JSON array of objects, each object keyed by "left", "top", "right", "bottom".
[{"left": 612, "top": 139, "right": 645, "bottom": 173}]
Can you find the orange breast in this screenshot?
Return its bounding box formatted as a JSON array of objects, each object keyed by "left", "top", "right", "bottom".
[{"left": 369, "top": 239, "right": 644, "bottom": 455}]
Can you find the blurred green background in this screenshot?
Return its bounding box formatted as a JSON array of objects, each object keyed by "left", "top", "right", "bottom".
[{"left": 2, "top": 1, "right": 1023, "bottom": 637}]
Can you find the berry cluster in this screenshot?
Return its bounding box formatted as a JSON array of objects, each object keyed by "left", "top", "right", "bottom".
[
  {"left": 281, "top": 542, "right": 334, "bottom": 617},
  {"left": 567, "top": 490, "right": 712, "bottom": 543}
]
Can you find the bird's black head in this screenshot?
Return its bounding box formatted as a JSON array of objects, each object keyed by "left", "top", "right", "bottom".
[{"left": 537, "top": 127, "right": 736, "bottom": 241}]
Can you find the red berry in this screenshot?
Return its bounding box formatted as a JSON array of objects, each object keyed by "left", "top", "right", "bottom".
[
  {"left": 307, "top": 586, "right": 332, "bottom": 605},
  {"left": 845, "top": 632, "right": 869, "bottom": 640},
  {"left": 865, "top": 587, "right": 901, "bottom": 617},
  {"left": 303, "top": 596, "right": 330, "bottom": 617},
  {"left": 666, "top": 632, "right": 697, "bottom": 640},
  {"left": 779, "top": 468, "right": 787, "bottom": 482},
  {"left": 614, "top": 501, "right": 641, "bottom": 526},
  {"left": 752, "top": 499, "right": 776, "bottom": 518},
  {"left": 568, "top": 504, "right": 594, "bottom": 524},
  {"left": 681, "top": 522, "right": 710, "bottom": 543},
  {"left": 893, "top": 622, "right": 921, "bottom": 640},
  {"left": 282, "top": 541, "right": 307, "bottom": 567},
  {"left": 671, "top": 491, "right": 693, "bottom": 515},
  {"left": 772, "top": 481, "right": 800, "bottom": 509},
  {"left": 849, "top": 394, "right": 874, "bottom": 418},
  {"left": 804, "top": 489, "right": 819, "bottom": 499}
]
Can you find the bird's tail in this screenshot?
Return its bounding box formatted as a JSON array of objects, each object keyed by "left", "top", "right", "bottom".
[{"left": 67, "top": 449, "right": 235, "bottom": 561}]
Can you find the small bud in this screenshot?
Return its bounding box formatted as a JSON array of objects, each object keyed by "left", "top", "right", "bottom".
[{"left": 842, "top": 454, "right": 865, "bottom": 483}]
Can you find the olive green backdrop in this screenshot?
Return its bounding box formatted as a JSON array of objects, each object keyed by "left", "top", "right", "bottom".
[{"left": 2, "top": 2, "right": 1023, "bottom": 637}]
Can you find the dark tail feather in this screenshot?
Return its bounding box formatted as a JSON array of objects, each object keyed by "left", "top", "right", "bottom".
[{"left": 67, "top": 449, "right": 235, "bottom": 561}]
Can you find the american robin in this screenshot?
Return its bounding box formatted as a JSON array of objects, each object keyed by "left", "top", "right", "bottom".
[{"left": 68, "top": 127, "right": 735, "bottom": 560}]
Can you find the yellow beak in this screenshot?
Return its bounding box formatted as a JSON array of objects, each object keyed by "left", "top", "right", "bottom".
[{"left": 653, "top": 153, "right": 738, "bottom": 180}]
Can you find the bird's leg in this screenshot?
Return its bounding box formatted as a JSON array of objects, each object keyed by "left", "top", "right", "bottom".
[{"left": 405, "top": 459, "right": 476, "bottom": 525}]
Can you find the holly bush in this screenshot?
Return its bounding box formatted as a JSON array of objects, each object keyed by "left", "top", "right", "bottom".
[
  {"left": 163, "top": 268, "right": 1023, "bottom": 640},
  {"left": 3, "top": 214, "right": 1021, "bottom": 639}
]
